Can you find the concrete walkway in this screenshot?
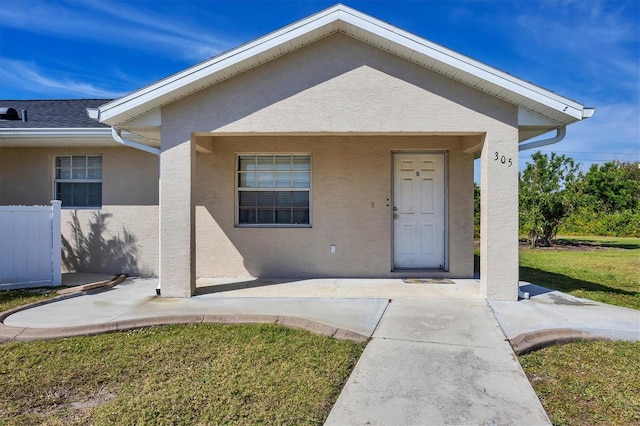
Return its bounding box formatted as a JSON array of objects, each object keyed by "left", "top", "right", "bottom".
[
  {"left": 326, "top": 298, "right": 549, "bottom": 425},
  {"left": 490, "top": 282, "right": 640, "bottom": 353},
  {"left": 2, "top": 276, "right": 639, "bottom": 425}
]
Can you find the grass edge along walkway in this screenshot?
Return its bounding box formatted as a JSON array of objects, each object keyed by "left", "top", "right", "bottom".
[
  {"left": 0, "top": 322, "right": 366, "bottom": 425},
  {"left": 520, "top": 340, "right": 640, "bottom": 425},
  {"left": 519, "top": 236, "right": 640, "bottom": 310}
]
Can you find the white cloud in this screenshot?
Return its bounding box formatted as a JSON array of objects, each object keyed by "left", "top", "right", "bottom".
[
  {"left": 83, "top": 1, "right": 235, "bottom": 61},
  {"left": 515, "top": 1, "right": 639, "bottom": 93},
  {"left": 0, "top": 0, "right": 236, "bottom": 62},
  {"left": 0, "top": 59, "right": 126, "bottom": 98}
]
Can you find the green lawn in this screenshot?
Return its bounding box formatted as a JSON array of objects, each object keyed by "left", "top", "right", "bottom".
[
  {"left": 0, "top": 323, "right": 365, "bottom": 425},
  {"left": 520, "top": 340, "right": 640, "bottom": 425},
  {"left": 0, "top": 288, "right": 58, "bottom": 313},
  {"left": 3, "top": 237, "right": 638, "bottom": 424},
  {"left": 519, "top": 236, "right": 640, "bottom": 310},
  {"left": 471, "top": 235, "right": 640, "bottom": 424},
  {"left": 517, "top": 236, "right": 640, "bottom": 425}
]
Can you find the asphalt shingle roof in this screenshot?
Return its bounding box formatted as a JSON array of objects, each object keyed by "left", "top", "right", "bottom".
[{"left": 0, "top": 99, "right": 112, "bottom": 129}]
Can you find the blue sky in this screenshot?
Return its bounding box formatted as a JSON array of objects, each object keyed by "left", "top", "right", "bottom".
[{"left": 1, "top": 0, "right": 638, "bottom": 174}]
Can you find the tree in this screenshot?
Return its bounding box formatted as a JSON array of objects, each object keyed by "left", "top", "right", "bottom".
[
  {"left": 519, "top": 152, "right": 580, "bottom": 247},
  {"left": 577, "top": 161, "right": 640, "bottom": 213},
  {"left": 560, "top": 161, "right": 640, "bottom": 237}
]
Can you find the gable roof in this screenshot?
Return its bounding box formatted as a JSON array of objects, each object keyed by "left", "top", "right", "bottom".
[{"left": 92, "top": 4, "right": 592, "bottom": 132}]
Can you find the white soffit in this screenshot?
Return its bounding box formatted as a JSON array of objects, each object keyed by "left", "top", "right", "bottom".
[
  {"left": 517, "top": 107, "right": 561, "bottom": 127},
  {"left": 97, "top": 4, "right": 589, "bottom": 127},
  {"left": 121, "top": 109, "right": 162, "bottom": 127}
]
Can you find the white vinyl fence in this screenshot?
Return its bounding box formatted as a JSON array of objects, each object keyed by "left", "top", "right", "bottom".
[{"left": 0, "top": 201, "right": 62, "bottom": 290}]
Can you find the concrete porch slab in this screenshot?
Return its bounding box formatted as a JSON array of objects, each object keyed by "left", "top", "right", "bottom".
[{"left": 196, "top": 277, "right": 481, "bottom": 299}]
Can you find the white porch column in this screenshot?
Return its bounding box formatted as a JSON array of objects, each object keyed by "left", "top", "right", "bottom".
[
  {"left": 159, "top": 134, "right": 196, "bottom": 297},
  {"left": 480, "top": 130, "right": 519, "bottom": 300}
]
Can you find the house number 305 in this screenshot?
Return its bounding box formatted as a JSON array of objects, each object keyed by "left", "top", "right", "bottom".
[{"left": 494, "top": 152, "right": 513, "bottom": 167}]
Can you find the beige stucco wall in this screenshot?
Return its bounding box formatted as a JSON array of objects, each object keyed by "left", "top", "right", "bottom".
[
  {"left": 1, "top": 34, "right": 521, "bottom": 297},
  {"left": 195, "top": 135, "right": 475, "bottom": 278},
  {"left": 0, "top": 146, "right": 159, "bottom": 276},
  {"left": 480, "top": 126, "right": 520, "bottom": 300},
  {"left": 163, "top": 34, "right": 516, "bottom": 134}
]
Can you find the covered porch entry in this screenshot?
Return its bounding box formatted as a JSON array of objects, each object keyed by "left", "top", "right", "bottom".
[
  {"left": 157, "top": 131, "right": 519, "bottom": 300},
  {"left": 88, "top": 5, "right": 593, "bottom": 301}
]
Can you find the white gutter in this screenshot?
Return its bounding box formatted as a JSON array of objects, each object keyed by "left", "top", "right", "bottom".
[
  {"left": 518, "top": 126, "right": 566, "bottom": 152},
  {"left": 111, "top": 127, "right": 160, "bottom": 156},
  {"left": 518, "top": 107, "right": 594, "bottom": 152},
  {"left": 88, "top": 107, "right": 161, "bottom": 155},
  {"left": 0, "top": 128, "right": 111, "bottom": 138},
  {"left": 87, "top": 107, "right": 100, "bottom": 121},
  {"left": 582, "top": 107, "right": 596, "bottom": 119}
]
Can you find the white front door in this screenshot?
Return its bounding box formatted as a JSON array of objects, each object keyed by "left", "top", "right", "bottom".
[{"left": 393, "top": 153, "right": 446, "bottom": 270}]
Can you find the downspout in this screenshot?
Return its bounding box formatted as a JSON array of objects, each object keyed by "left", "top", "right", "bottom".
[
  {"left": 111, "top": 127, "right": 162, "bottom": 295},
  {"left": 516, "top": 108, "right": 593, "bottom": 299},
  {"left": 111, "top": 127, "right": 160, "bottom": 156},
  {"left": 518, "top": 126, "right": 565, "bottom": 298},
  {"left": 518, "top": 126, "right": 566, "bottom": 152},
  {"left": 88, "top": 106, "right": 165, "bottom": 295}
]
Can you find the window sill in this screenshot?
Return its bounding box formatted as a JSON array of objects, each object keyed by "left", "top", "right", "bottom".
[
  {"left": 236, "top": 224, "right": 312, "bottom": 229},
  {"left": 61, "top": 206, "right": 102, "bottom": 210}
]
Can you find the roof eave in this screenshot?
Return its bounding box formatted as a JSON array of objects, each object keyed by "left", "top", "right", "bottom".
[
  {"left": 97, "top": 5, "right": 349, "bottom": 126},
  {"left": 97, "top": 4, "right": 590, "bottom": 127}
]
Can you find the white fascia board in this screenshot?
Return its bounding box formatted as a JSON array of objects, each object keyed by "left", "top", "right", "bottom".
[
  {"left": 0, "top": 128, "right": 112, "bottom": 138},
  {"left": 98, "top": 4, "right": 586, "bottom": 125}
]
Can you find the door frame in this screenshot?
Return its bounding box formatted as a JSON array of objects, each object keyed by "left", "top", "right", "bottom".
[{"left": 391, "top": 151, "right": 449, "bottom": 271}]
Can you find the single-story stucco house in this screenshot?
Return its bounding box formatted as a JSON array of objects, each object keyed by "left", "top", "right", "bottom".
[{"left": 0, "top": 5, "right": 593, "bottom": 300}]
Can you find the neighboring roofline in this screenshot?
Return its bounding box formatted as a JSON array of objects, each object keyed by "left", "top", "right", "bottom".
[
  {"left": 0, "top": 99, "right": 113, "bottom": 129},
  {"left": 95, "top": 3, "right": 592, "bottom": 127}
]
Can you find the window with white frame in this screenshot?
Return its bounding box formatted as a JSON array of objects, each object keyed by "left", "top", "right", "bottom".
[
  {"left": 237, "top": 154, "right": 310, "bottom": 226},
  {"left": 54, "top": 155, "right": 102, "bottom": 208}
]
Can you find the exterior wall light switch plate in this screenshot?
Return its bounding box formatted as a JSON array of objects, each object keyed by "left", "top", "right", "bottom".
[{"left": 330, "top": 244, "right": 336, "bottom": 254}]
